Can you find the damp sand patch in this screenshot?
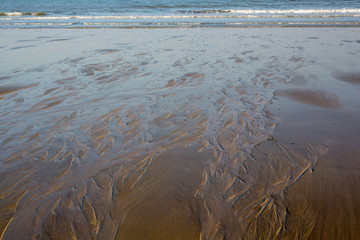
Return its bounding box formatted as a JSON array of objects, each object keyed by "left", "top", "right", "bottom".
[
  {"left": 274, "top": 89, "right": 343, "bottom": 109},
  {"left": 0, "top": 84, "right": 38, "bottom": 96},
  {"left": 333, "top": 71, "right": 360, "bottom": 85}
]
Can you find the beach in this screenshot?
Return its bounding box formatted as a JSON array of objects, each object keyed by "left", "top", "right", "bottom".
[{"left": 0, "top": 27, "right": 360, "bottom": 239}]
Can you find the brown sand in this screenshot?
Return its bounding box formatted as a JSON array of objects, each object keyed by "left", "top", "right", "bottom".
[
  {"left": 333, "top": 72, "right": 360, "bottom": 85},
  {"left": 0, "top": 28, "right": 360, "bottom": 239},
  {"left": 265, "top": 92, "right": 360, "bottom": 239},
  {"left": 274, "top": 89, "right": 343, "bottom": 109}
]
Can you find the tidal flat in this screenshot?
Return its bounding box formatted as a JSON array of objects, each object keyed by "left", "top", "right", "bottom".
[{"left": 0, "top": 28, "right": 360, "bottom": 239}]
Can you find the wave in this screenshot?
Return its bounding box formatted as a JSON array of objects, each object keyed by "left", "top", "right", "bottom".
[
  {"left": 0, "top": 11, "right": 46, "bottom": 16},
  {"left": 1, "top": 8, "right": 360, "bottom": 18},
  {"left": 179, "top": 8, "right": 360, "bottom": 14},
  {"left": 1, "top": 16, "right": 359, "bottom": 22},
  {"left": 1, "top": 21, "right": 359, "bottom": 29},
  {"left": 1, "top": 13, "right": 360, "bottom": 21},
  {"left": 1, "top": 8, "right": 359, "bottom": 28}
]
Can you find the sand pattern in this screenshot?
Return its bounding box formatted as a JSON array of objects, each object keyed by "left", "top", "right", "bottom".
[{"left": 1, "top": 28, "right": 360, "bottom": 239}]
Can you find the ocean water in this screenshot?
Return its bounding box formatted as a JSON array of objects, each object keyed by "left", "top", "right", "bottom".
[{"left": 1, "top": 0, "right": 360, "bottom": 28}]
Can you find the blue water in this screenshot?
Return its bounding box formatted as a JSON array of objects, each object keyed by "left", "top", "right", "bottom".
[{"left": 1, "top": 0, "right": 360, "bottom": 28}]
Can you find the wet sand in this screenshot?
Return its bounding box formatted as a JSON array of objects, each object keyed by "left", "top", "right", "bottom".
[
  {"left": 0, "top": 28, "right": 360, "bottom": 239},
  {"left": 254, "top": 73, "right": 360, "bottom": 239}
]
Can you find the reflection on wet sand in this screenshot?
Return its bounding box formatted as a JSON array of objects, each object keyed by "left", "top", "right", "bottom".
[{"left": 0, "top": 28, "right": 360, "bottom": 239}]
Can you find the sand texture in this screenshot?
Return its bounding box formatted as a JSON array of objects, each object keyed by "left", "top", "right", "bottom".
[{"left": 0, "top": 28, "right": 360, "bottom": 239}]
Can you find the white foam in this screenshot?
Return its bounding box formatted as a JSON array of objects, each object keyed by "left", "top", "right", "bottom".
[
  {"left": 227, "top": 8, "right": 360, "bottom": 14},
  {"left": 3, "top": 12, "right": 23, "bottom": 16},
  {"left": 1, "top": 8, "right": 360, "bottom": 21}
]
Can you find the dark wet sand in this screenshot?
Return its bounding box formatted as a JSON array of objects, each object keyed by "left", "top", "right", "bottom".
[
  {"left": 1, "top": 28, "right": 360, "bottom": 239},
  {"left": 254, "top": 91, "right": 360, "bottom": 239}
]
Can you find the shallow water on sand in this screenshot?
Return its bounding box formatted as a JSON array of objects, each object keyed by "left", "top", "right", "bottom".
[{"left": 0, "top": 28, "right": 360, "bottom": 239}]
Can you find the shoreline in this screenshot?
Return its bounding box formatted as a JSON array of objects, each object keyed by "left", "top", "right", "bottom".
[{"left": 2, "top": 23, "right": 360, "bottom": 29}]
